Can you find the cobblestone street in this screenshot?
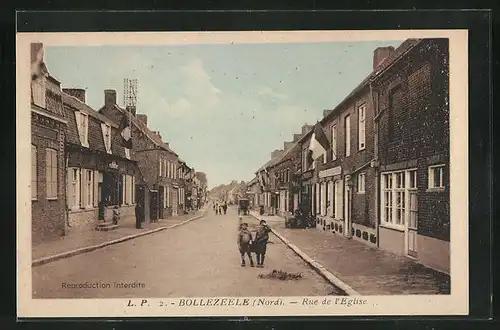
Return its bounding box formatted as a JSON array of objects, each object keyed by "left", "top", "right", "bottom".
[{"left": 32, "top": 206, "right": 340, "bottom": 298}]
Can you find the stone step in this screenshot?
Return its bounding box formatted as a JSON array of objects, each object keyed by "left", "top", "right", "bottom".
[{"left": 95, "top": 222, "right": 119, "bottom": 231}]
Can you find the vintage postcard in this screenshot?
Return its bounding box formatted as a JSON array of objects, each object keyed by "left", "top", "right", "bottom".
[{"left": 17, "top": 30, "right": 468, "bottom": 318}]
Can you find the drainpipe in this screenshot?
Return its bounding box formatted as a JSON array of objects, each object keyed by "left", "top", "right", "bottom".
[{"left": 369, "top": 82, "right": 380, "bottom": 248}]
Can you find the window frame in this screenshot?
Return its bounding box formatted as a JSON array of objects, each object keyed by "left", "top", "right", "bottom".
[
  {"left": 428, "top": 164, "right": 445, "bottom": 190},
  {"left": 331, "top": 124, "right": 337, "bottom": 161},
  {"left": 345, "top": 114, "right": 351, "bottom": 157},
  {"left": 79, "top": 112, "right": 89, "bottom": 147},
  {"left": 45, "top": 148, "right": 58, "bottom": 200},
  {"left": 380, "top": 168, "right": 419, "bottom": 231},
  {"left": 358, "top": 103, "right": 366, "bottom": 151},
  {"left": 357, "top": 172, "right": 366, "bottom": 194}
]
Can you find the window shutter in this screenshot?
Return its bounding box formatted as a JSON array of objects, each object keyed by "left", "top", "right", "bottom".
[
  {"left": 94, "top": 170, "right": 99, "bottom": 207},
  {"left": 67, "top": 168, "right": 73, "bottom": 207},
  {"left": 52, "top": 151, "right": 58, "bottom": 198}
]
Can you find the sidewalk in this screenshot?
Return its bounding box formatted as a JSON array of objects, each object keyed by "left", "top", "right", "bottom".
[
  {"left": 32, "top": 209, "right": 206, "bottom": 261},
  {"left": 249, "top": 211, "right": 450, "bottom": 295}
]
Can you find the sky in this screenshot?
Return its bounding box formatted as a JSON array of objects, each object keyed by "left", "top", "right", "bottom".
[{"left": 45, "top": 40, "right": 402, "bottom": 189}]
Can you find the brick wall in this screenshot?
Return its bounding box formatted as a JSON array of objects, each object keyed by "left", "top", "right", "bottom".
[
  {"left": 68, "top": 208, "right": 98, "bottom": 231},
  {"left": 31, "top": 118, "right": 67, "bottom": 244},
  {"left": 376, "top": 39, "right": 450, "bottom": 241},
  {"left": 319, "top": 88, "right": 377, "bottom": 229}
]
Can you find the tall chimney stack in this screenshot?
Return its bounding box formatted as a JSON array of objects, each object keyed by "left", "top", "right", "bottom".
[
  {"left": 373, "top": 46, "right": 395, "bottom": 70},
  {"left": 104, "top": 89, "right": 117, "bottom": 106},
  {"left": 63, "top": 88, "right": 86, "bottom": 103}
]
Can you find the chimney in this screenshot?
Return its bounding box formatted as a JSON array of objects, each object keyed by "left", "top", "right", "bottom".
[
  {"left": 137, "top": 114, "right": 148, "bottom": 126},
  {"left": 373, "top": 46, "right": 395, "bottom": 70},
  {"left": 323, "top": 109, "right": 332, "bottom": 117},
  {"left": 104, "top": 89, "right": 117, "bottom": 106},
  {"left": 63, "top": 88, "right": 86, "bottom": 103},
  {"left": 284, "top": 141, "right": 294, "bottom": 151},
  {"left": 293, "top": 133, "right": 302, "bottom": 142},
  {"left": 302, "top": 123, "right": 312, "bottom": 134},
  {"left": 271, "top": 149, "right": 283, "bottom": 159}
]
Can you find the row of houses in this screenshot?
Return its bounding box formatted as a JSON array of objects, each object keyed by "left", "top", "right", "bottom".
[
  {"left": 30, "top": 43, "right": 208, "bottom": 244},
  {"left": 247, "top": 38, "right": 450, "bottom": 274}
]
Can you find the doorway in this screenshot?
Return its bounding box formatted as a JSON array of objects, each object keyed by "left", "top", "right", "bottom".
[
  {"left": 158, "top": 186, "right": 165, "bottom": 219},
  {"left": 344, "top": 179, "right": 352, "bottom": 237},
  {"left": 150, "top": 190, "right": 158, "bottom": 221}
]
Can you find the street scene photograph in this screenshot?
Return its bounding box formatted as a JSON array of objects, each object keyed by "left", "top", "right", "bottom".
[{"left": 23, "top": 31, "right": 457, "bottom": 305}]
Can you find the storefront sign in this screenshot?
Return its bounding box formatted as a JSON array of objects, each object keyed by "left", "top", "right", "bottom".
[
  {"left": 109, "top": 161, "right": 119, "bottom": 169},
  {"left": 319, "top": 166, "right": 342, "bottom": 178}
]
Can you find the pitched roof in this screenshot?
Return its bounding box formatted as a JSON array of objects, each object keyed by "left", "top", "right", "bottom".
[
  {"left": 297, "top": 39, "right": 423, "bottom": 146},
  {"left": 62, "top": 92, "right": 118, "bottom": 128},
  {"left": 62, "top": 93, "right": 127, "bottom": 158},
  {"left": 112, "top": 105, "right": 177, "bottom": 156}
]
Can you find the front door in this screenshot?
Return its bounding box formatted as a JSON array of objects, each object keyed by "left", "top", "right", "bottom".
[
  {"left": 344, "top": 179, "right": 351, "bottom": 237},
  {"left": 150, "top": 191, "right": 158, "bottom": 221},
  {"left": 158, "top": 186, "right": 165, "bottom": 219}
]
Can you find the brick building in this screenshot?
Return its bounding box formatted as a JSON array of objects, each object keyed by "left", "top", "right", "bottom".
[
  {"left": 372, "top": 38, "right": 450, "bottom": 273},
  {"left": 99, "top": 90, "right": 182, "bottom": 222},
  {"left": 251, "top": 38, "right": 450, "bottom": 274},
  {"left": 62, "top": 89, "right": 139, "bottom": 232},
  {"left": 30, "top": 43, "right": 68, "bottom": 244}
]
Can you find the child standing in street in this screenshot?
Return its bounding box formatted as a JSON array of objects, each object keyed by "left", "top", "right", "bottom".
[
  {"left": 253, "top": 220, "right": 271, "bottom": 267},
  {"left": 237, "top": 222, "right": 255, "bottom": 267}
]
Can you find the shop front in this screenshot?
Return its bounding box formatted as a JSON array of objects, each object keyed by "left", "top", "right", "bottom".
[{"left": 67, "top": 147, "right": 138, "bottom": 231}]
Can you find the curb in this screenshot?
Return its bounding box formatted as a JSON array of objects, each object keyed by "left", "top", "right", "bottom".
[
  {"left": 249, "top": 213, "right": 360, "bottom": 296},
  {"left": 32, "top": 209, "right": 208, "bottom": 267}
]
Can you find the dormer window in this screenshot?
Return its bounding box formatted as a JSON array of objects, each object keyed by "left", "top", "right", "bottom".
[
  {"left": 76, "top": 112, "right": 89, "bottom": 147},
  {"left": 31, "top": 76, "right": 46, "bottom": 108},
  {"left": 101, "top": 123, "right": 112, "bottom": 154}
]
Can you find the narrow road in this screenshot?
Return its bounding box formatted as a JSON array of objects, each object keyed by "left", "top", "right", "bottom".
[{"left": 32, "top": 205, "right": 340, "bottom": 298}]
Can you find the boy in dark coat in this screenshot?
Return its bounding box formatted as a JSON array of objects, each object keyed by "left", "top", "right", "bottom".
[
  {"left": 237, "top": 222, "right": 255, "bottom": 267},
  {"left": 253, "top": 220, "right": 271, "bottom": 267}
]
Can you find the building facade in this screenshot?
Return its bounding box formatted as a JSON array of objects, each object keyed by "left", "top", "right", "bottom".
[
  {"left": 372, "top": 38, "right": 450, "bottom": 273},
  {"left": 30, "top": 43, "right": 68, "bottom": 244},
  {"left": 251, "top": 38, "right": 450, "bottom": 274},
  {"left": 99, "top": 90, "right": 181, "bottom": 222},
  {"left": 62, "top": 89, "right": 139, "bottom": 231}
]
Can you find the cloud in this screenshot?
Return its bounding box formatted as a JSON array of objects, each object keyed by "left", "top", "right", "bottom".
[
  {"left": 257, "top": 86, "right": 288, "bottom": 100},
  {"left": 165, "top": 58, "right": 221, "bottom": 116}
]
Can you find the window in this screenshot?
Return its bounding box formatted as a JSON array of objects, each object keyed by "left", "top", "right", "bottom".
[
  {"left": 428, "top": 165, "right": 445, "bottom": 189},
  {"left": 357, "top": 172, "right": 366, "bottom": 194},
  {"left": 345, "top": 115, "right": 351, "bottom": 157},
  {"left": 394, "top": 172, "right": 405, "bottom": 225},
  {"left": 382, "top": 173, "right": 393, "bottom": 224},
  {"left": 303, "top": 148, "right": 308, "bottom": 171},
  {"left": 78, "top": 113, "right": 89, "bottom": 147},
  {"left": 31, "top": 145, "right": 37, "bottom": 200},
  {"left": 45, "top": 148, "right": 58, "bottom": 199},
  {"left": 86, "top": 170, "right": 93, "bottom": 208},
  {"left": 70, "top": 168, "right": 80, "bottom": 209},
  {"left": 103, "top": 124, "right": 111, "bottom": 153},
  {"left": 331, "top": 125, "right": 337, "bottom": 161},
  {"left": 159, "top": 158, "right": 163, "bottom": 177},
  {"left": 358, "top": 104, "right": 366, "bottom": 150},
  {"left": 124, "top": 148, "right": 130, "bottom": 159},
  {"left": 31, "top": 77, "right": 46, "bottom": 108},
  {"left": 323, "top": 153, "right": 327, "bottom": 164},
  {"left": 381, "top": 169, "right": 418, "bottom": 229}
]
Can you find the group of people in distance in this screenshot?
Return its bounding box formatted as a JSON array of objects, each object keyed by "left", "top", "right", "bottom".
[
  {"left": 237, "top": 219, "right": 271, "bottom": 268},
  {"left": 213, "top": 201, "right": 228, "bottom": 215}
]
